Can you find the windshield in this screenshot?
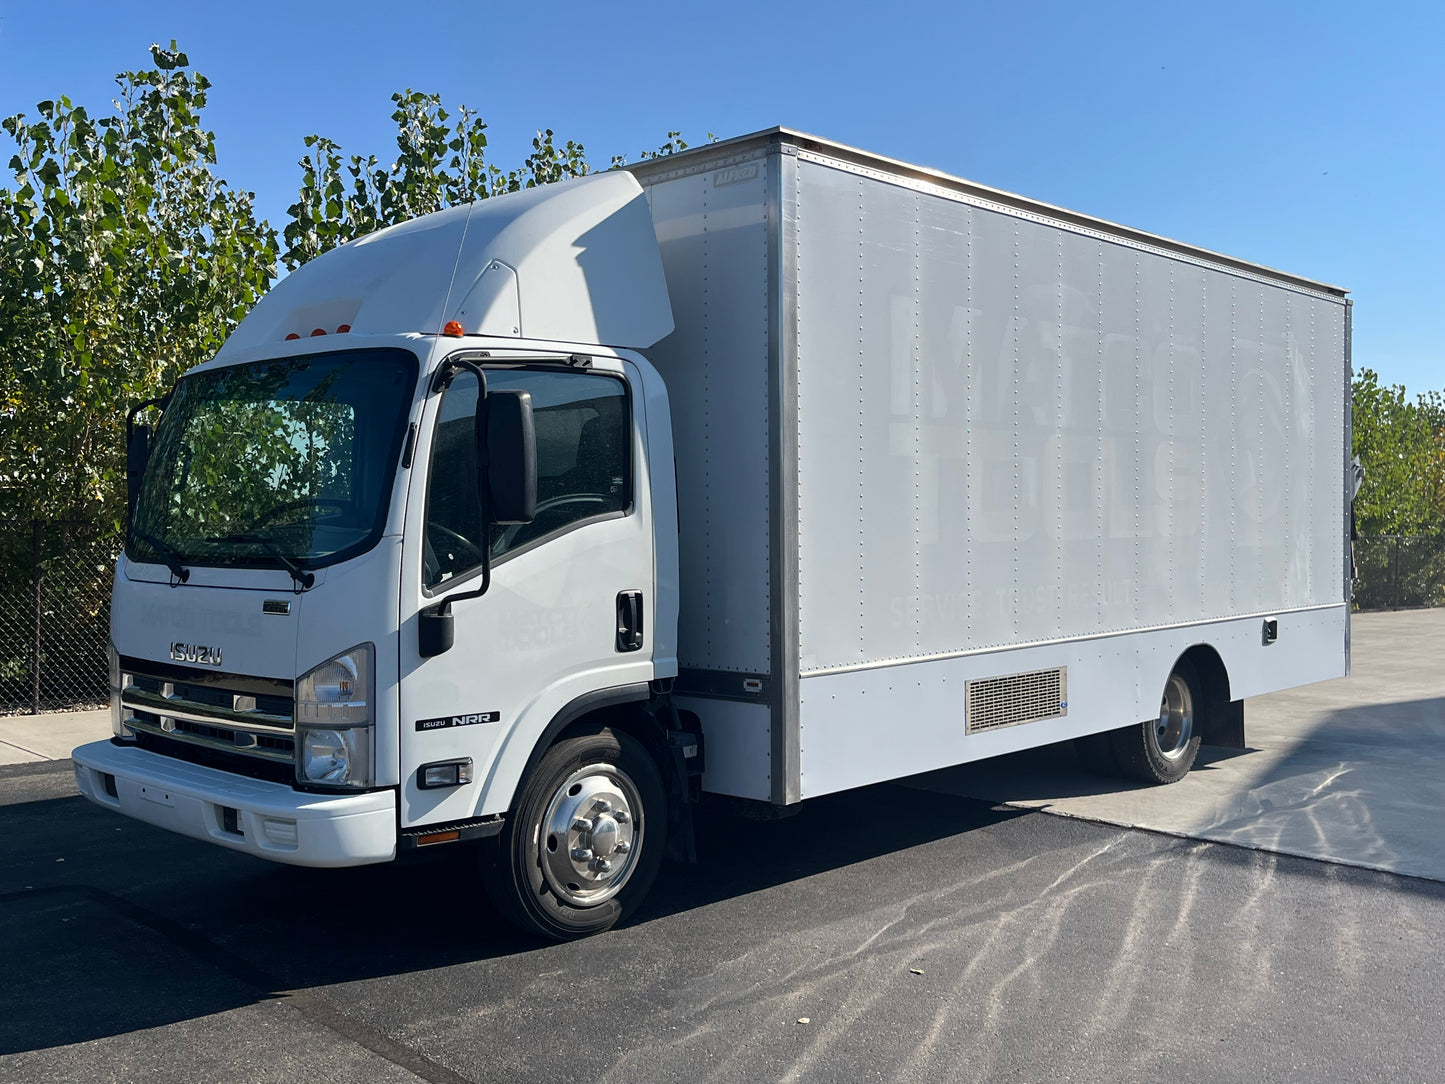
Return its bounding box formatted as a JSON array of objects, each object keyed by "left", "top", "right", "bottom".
[{"left": 128, "top": 348, "right": 418, "bottom": 573}]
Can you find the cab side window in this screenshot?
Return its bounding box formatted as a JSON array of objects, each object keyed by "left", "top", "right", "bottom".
[{"left": 423, "top": 368, "right": 630, "bottom": 589}]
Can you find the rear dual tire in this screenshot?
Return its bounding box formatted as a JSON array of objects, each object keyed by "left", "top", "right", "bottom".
[{"left": 1076, "top": 659, "right": 1203, "bottom": 784}]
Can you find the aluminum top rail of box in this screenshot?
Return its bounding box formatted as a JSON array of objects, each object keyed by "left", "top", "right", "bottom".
[{"left": 628, "top": 127, "right": 1348, "bottom": 302}]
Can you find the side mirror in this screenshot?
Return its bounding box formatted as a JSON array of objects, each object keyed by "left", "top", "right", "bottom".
[
  {"left": 126, "top": 424, "right": 153, "bottom": 534},
  {"left": 482, "top": 389, "right": 537, "bottom": 524}
]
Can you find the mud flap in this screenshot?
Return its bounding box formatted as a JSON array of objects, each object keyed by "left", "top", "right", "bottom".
[
  {"left": 663, "top": 707, "right": 704, "bottom": 863},
  {"left": 1203, "top": 698, "right": 1246, "bottom": 749}
]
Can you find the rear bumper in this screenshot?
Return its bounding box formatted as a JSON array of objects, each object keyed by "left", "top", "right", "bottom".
[{"left": 72, "top": 740, "right": 396, "bottom": 867}]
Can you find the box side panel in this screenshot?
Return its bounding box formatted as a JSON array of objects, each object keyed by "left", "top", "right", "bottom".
[
  {"left": 794, "top": 154, "right": 1348, "bottom": 676},
  {"left": 798, "top": 604, "right": 1347, "bottom": 798},
  {"left": 642, "top": 156, "right": 773, "bottom": 677},
  {"left": 675, "top": 695, "right": 772, "bottom": 801}
]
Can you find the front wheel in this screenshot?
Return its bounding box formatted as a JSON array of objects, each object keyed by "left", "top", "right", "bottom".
[
  {"left": 1111, "top": 659, "right": 1204, "bottom": 784},
  {"left": 487, "top": 727, "right": 667, "bottom": 940}
]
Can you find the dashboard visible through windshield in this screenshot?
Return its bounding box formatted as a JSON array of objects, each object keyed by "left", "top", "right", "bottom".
[{"left": 127, "top": 348, "right": 418, "bottom": 575}]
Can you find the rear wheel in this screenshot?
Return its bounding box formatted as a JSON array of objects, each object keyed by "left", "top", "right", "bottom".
[
  {"left": 1112, "top": 659, "right": 1203, "bottom": 784},
  {"left": 487, "top": 726, "right": 667, "bottom": 940}
]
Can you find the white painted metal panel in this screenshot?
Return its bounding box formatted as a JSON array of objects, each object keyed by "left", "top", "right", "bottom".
[
  {"left": 1314, "top": 304, "right": 1347, "bottom": 606},
  {"left": 966, "top": 204, "right": 1027, "bottom": 646},
  {"left": 1199, "top": 265, "right": 1237, "bottom": 618},
  {"left": 643, "top": 156, "right": 773, "bottom": 675},
  {"left": 798, "top": 604, "right": 1347, "bottom": 798},
  {"left": 793, "top": 164, "right": 866, "bottom": 668},
  {"left": 915, "top": 192, "right": 979, "bottom": 649},
  {"left": 1097, "top": 240, "right": 1145, "bottom": 631},
  {"left": 1258, "top": 286, "right": 1293, "bottom": 610},
  {"left": 793, "top": 153, "right": 1347, "bottom": 679},
  {"left": 676, "top": 696, "right": 772, "bottom": 801}
]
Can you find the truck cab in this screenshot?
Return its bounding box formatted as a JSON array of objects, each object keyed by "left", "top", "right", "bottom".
[{"left": 73, "top": 171, "right": 694, "bottom": 939}]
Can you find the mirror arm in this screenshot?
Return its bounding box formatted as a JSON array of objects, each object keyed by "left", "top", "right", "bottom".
[
  {"left": 431, "top": 354, "right": 488, "bottom": 394},
  {"left": 125, "top": 392, "right": 171, "bottom": 444}
]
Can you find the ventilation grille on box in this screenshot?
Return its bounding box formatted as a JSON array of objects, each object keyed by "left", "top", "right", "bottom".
[{"left": 965, "top": 667, "right": 1068, "bottom": 733}]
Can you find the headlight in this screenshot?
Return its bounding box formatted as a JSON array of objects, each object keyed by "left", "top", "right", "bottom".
[
  {"left": 301, "top": 727, "right": 373, "bottom": 786},
  {"left": 295, "top": 644, "right": 374, "bottom": 788}
]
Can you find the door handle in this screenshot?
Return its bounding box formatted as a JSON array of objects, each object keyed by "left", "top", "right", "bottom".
[{"left": 616, "top": 591, "right": 644, "bottom": 652}]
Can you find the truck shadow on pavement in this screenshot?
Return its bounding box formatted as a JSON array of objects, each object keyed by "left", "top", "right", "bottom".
[
  {"left": 910, "top": 739, "right": 1257, "bottom": 804},
  {"left": 910, "top": 695, "right": 1445, "bottom": 883},
  {"left": 0, "top": 762, "right": 1028, "bottom": 1055}
]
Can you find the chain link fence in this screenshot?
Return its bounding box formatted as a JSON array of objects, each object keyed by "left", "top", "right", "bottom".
[
  {"left": 1354, "top": 534, "right": 1445, "bottom": 612},
  {"left": 1, "top": 520, "right": 121, "bottom": 715}
]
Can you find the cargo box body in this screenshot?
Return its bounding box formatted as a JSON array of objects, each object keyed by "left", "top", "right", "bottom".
[{"left": 633, "top": 130, "right": 1350, "bottom": 805}]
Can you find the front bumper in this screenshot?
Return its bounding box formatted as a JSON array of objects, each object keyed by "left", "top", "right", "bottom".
[{"left": 72, "top": 740, "right": 396, "bottom": 867}]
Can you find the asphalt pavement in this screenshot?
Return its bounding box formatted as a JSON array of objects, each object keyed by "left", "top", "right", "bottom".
[{"left": 1, "top": 608, "right": 1443, "bottom": 1082}]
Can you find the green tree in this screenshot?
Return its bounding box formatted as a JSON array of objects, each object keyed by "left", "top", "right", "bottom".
[
  {"left": 1351, "top": 368, "right": 1445, "bottom": 537},
  {"left": 2, "top": 44, "right": 704, "bottom": 527},
  {"left": 283, "top": 97, "right": 708, "bottom": 271},
  {"left": 0, "top": 42, "right": 278, "bottom": 526},
  {"left": 282, "top": 93, "right": 595, "bottom": 271}
]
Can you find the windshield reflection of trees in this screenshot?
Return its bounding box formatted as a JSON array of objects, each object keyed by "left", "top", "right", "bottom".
[{"left": 133, "top": 354, "right": 404, "bottom": 567}]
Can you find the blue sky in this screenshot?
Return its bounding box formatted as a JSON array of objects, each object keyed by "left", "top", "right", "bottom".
[{"left": 2, "top": 1, "right": 1440, "bottom": 395}]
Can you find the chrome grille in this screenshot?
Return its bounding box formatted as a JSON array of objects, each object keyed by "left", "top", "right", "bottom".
[
  {"left": 119, "top": 657, "right": 294, "bottom": 767},
  {"left": 965, "top": 667, "right": 1068, "bottom": 734}
]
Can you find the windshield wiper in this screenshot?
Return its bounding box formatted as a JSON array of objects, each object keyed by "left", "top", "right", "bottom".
[
  {"left": 208, "top": 533, "right": 316, "bottom": 591},
  {"left": 133, "top": 531, "right": 190, "bottom": 583}
]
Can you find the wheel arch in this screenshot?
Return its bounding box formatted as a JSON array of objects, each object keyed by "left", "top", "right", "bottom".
[
  {"left": 1174, "top": 643, "right": 1245, "bottom": 749},
  {"left": 509, "top": 684, "right": 696, "bottom": 862},
  {"left": 505, "top": 683, "right": 652, "bottom": 812}
]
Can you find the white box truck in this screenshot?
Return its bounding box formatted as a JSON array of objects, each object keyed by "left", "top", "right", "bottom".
[{"left": 73, "top": 129, "right": 1352, "bottom": 939}]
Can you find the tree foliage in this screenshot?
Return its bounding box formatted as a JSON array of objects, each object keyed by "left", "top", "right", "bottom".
[
  {"left": 282, "top": 89, "right": 700, "bottom": 271},
  {"left": 1, "top": 44, "right": 707, "bottom": 528},
  {"left": 0, "top": 43, "right": 277, "bottom": 525},
  {"left": 1351, "top": 369, "right": 1445, "bottom": 538}
]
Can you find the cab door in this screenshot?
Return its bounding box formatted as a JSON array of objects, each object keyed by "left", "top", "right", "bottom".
[{"left": 398, "top": 360, "right": 656, "bottom": 828}]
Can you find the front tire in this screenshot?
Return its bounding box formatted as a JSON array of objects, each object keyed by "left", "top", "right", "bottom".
[
  {"left": 487, "top": 727, "right": 667, "bottom": 940},
  {"left": 1111, "top": 659, "right": 1204, "bottom": 784}
]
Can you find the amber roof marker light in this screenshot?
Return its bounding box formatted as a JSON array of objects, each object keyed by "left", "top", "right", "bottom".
[{"left": 442, "top": 320, "right": 465, "bottom": 337}]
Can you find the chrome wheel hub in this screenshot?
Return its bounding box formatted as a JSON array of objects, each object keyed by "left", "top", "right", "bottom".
[
  {"left": 539, "top": 763, "right": 642, "bottom": 907},
  {"left": 1156, "top": 673, "right": 1195, "bottom": 761}
]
